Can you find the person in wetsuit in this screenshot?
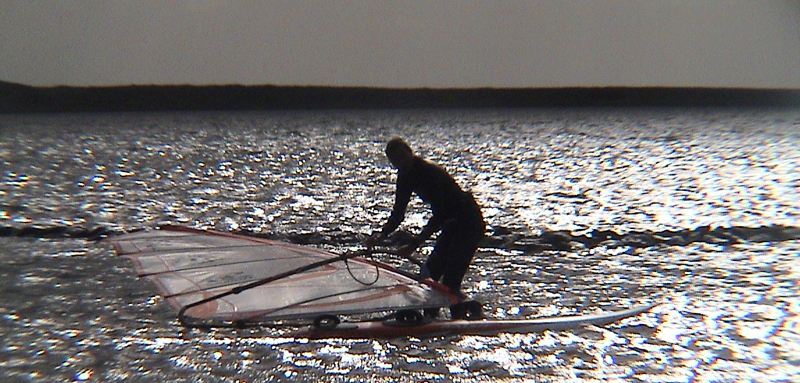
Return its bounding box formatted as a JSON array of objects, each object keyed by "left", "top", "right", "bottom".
[{"left": 366, "top": 137, "right": 485, "bottom": 302}]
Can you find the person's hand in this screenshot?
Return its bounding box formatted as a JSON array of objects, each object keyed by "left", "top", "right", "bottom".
[
  {"left": 397, "top": 243, "right": 416, "bottom": 259},
  {"left": 365, "top": 233, "right": 382, "bottom": 249}
]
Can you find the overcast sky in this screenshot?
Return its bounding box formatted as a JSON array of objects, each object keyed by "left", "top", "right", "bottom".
[{"left": 2, "top": 0, "right": 799, "bottom": 88}]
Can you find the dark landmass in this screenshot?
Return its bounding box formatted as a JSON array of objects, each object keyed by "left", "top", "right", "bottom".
[{"left": 2, "top": 80, "right": 799, "bottom": 113}]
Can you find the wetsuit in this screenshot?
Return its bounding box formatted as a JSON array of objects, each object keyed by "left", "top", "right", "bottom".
[{"left": 380, "top": 156, "right": 485, "bottom": 294}]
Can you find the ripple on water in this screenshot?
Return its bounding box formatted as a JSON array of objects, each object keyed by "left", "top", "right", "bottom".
[{"left": 0, "top": 110, "right": 798, "bottom": 382}]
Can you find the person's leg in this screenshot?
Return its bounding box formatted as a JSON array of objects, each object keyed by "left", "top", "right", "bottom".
[
  {"left": 439, "top": 243, "right": 475, "bottom": 296},
  {"left": 424, "top": 250, "right": 446, "bottom": 283},
  {"left": 440, "top": 217, "right": 484, "bottom": 297},
  {"left": 423, "top": 230, "right": 457, "bottom": 319},
  {"left": 426, "top": 222, "right": 459, "bottom": 280}
]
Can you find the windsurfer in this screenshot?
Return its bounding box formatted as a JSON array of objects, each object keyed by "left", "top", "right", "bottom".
[{"left": 366, "top": 137, "right": 485, "bottom": 307}]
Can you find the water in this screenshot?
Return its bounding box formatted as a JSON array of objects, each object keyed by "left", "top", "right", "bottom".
[{"left": 1, "top": 108, "right": 798, "bottom": 382}]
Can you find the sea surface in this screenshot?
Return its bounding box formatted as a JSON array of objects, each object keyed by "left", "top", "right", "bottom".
[{"left": 1, "top": 108, "right": 798, "bottom": 382}]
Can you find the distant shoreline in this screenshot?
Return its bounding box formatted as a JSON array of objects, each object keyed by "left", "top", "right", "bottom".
[{"left": 1, "top": 81, "right": 799, "bottom": 113}]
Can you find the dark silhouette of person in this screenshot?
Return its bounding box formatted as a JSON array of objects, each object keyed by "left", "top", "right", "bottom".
[{"left": 366, "top": 137, "right": 485, "bottom": 304}]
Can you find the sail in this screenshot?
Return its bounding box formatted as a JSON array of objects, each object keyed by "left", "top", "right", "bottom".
[{"left": 108, "top": 226, "right": 455, "bottom": 323}]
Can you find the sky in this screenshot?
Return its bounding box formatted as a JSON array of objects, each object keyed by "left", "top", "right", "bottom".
[{"left": 1, "top": 0, "right": 799, "bottom": 89}]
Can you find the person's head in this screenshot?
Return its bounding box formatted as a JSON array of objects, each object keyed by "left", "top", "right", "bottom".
[{"left": 385, "top": 137, "right": 414, "bottom": 170}]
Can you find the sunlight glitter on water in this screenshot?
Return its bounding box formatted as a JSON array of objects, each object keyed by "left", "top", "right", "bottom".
[{"left": 0, "top": 109, "right": 799, "bottom": 382}]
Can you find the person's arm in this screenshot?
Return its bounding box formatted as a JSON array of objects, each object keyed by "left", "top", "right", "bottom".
[
  {"left": 366, "top": 176, "right": 411, "bottom": 247},
  {"left": 396, "top": 214, "right": 444, "bottom": 258},
  {"left": 413, "top": 215, "right": 443, "bottom": 246},
  {"left": 379, "top": 183, "right": 411, "bottom": 238}
]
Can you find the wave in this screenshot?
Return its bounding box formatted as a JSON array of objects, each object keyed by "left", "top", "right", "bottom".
[
  {"left": 0, "top": 225, "right": 118, "bottom": 240},
  {"left": 2, "top": 224, "right": 798, "bottom": 251},
  {"left": 481, "top": 224, "right": 800, "bottom": 252}
]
